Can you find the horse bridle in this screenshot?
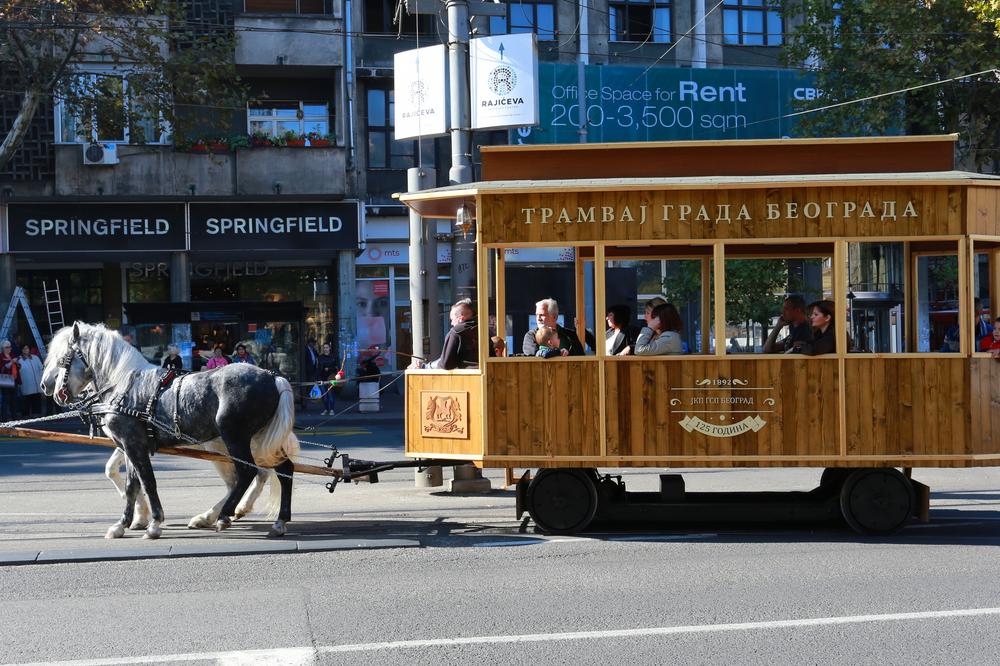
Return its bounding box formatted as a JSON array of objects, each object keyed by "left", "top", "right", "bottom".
[{"left": 54, "top": 339, "right": 94, "bottom": 405}]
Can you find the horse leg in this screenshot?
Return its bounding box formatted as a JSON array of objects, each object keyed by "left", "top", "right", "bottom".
[
  {"left": 105, "top": 447, "right": 150, "bottom": 530},
  {"left": 215, "top": 447, "right": 257, "bottom": 532},
  {"left": 234, "top": 470, "right": 271, "bottom": 520},
  {"left": 268, "top": 459, "right": 294, "bottom": 538},
  {"left": 106, "top": 470, "right": 140, "bottom": 539},
  {"left": 128, "top": 449, "right": 165, "bottom": 540},
  {"left": 188, "top": 459, "right": 235, "bottom": 529}
]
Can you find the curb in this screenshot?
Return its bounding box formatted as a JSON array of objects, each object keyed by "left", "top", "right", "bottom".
[{"left": 0, "top": 538, "right": 421, "bottom": 566}]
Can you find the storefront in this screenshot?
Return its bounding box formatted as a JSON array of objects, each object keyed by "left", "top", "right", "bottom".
[{"left": 2, "top": 199, "right": 361, "bottom": 383}]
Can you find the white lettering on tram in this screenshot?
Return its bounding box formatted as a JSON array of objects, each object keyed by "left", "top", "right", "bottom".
[{"left": 518, "top": 200, "right": 920, "bottom": 226}]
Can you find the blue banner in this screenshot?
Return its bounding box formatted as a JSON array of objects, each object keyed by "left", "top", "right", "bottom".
[{"left": 513, "top": 64, "right": 817, "bottom": 144}]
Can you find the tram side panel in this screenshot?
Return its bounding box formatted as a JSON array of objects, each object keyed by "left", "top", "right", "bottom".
[
  {"left": 971, "top": 357, "right": 1000, "bottom": 465},
  {"left": 405, "top": 371, "right": 484, "bottom": 461}
]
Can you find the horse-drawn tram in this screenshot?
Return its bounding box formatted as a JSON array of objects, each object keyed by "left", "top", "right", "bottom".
[{"left": 399, "top": 134, "right": 1000, "bottom": 535}]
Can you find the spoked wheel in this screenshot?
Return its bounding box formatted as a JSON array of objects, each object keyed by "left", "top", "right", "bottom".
[
  {"left": 839, "top": 468, "right": 914, "bottom": 536},
  {"left": 527, "top": 468, "right": 599, "bottom": 534}
]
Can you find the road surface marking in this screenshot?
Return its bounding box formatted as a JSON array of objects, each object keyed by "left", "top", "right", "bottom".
[{"left": 15, "top": 606, "right": 1000, "bottom": 664}]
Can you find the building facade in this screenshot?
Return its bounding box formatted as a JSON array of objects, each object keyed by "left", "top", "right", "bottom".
[{"left": 1, "top": 0, "right": 812, "bottom": 376}]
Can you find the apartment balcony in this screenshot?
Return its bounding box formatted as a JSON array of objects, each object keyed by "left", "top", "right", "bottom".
[
  {"left": 54, "top": 144, "right": 347, "bottom": 197},
  {"left": 235, "top": 15, "right": 344, "bottom": 69}
]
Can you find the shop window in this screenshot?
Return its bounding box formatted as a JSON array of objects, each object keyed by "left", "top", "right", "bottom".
[
  {"left": 57, "top": 72, "right": 167, "bottom": 144},
  {"left": 248, "top": 100, "right": 330, "bottom": 140},
  {"left": 363, "top": 0, "right": 436, "bottom": 34},
  {"left": 366, "top": 87, "right": 416, "bottom": 169},
  {"left": 489, "top": 0, "right": 556, "bottom": 40},
  {"left": 722, "top": 0, "right": 783, "bottom": 46},
  {"left": 724, "top": 257, "right": 831, "bottom": 354},
  {"left": 243, "top": 0, "right": 331, "bottom": 13},
  {"left": 609, "top": 0, "right": 671, "bottom": 43}
]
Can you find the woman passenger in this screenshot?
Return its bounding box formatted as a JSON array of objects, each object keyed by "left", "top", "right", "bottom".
[
  {"left": 605, "top": 304, "right": 637, "bottom": 356},
  {"left": 793, "top": 300, "right": 836, "bottom": 356},
  {"left": 634, "top": 303, "right": 683, "bottom": 355}
]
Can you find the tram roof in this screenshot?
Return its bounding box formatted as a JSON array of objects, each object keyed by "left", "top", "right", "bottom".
[{"left": 398, "top": 170, "right": 1000, "bottom": 219}]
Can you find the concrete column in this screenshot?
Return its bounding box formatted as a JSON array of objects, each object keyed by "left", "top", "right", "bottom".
[
  {"left": 0, "top": 255, "right": 16, "bottom": 312},
  {"left": 336, "top": 249, "right": 358, "bottom": 398},
  {"left": 408, "top": 166, "right": 436, "bottom": 363},
  {"left": 170, "top": 252, "right": 190, "bottom": 302}
]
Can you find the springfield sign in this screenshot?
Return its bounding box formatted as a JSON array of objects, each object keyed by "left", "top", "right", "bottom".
[
  {"left": 6, "top": 202, "right": 186, "bottom": 252},
  {"left": 515, "top": 64, "right": 817, "bottom": 143},
  {"left": 190, "top": 202, "right": 360, "bottom": 251}
]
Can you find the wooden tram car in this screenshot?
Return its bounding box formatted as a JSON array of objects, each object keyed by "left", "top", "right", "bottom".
[{"left": 399, "top": 135, "right": 1000, "bottom": 535}]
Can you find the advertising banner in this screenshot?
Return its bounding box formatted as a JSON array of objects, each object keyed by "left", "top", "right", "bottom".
[
  {"left": 394, "top": 44, "right": 449, "bottom": 140},
  {"left": 470, "top": 33, "right": 539, "bottom": 130},
  {"left": 6, "top": 202, "right": 186, "bottom": 253},
  {"left": 513, "top": 64, "right": 817, "bottom": 144},
  {"left": 190, "top": 201, "right": 360, "bottom": 251}
]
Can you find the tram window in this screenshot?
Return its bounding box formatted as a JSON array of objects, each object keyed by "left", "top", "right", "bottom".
[
  {"left": 847, "top": 243, "right": 906, "bottom": 354},
  {"left": 974, "top": 251, "right": 995, "bottom": 354},
  {"left": 502, "top": 249, "right": 588, "bottom": 356},
  {"left": 605, "top": 259, "right": 706, "bottom": 354},
  {"left": 915, "top": 254, "right": 959, "bottom": 352},
  {"left": 724, "top": 258, "right": 830, "bottom": 354}
]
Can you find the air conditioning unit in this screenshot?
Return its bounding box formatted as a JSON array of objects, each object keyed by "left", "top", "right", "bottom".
[{"left": 82, "top": 142, "right": 119, "bottom": 166}]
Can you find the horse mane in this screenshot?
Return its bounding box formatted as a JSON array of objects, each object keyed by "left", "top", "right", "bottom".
[{"left": 50, "top": 322, "right": 152, "bottom": 387}]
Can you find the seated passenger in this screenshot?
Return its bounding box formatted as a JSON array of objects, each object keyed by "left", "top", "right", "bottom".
[
  {"left": 606, "top": 304, "right": 639, "bottom": 356},
  {"left": 430, "top": 299, "right": 479, "bottom": 369},
  {"left": 523, "top": 298, "right": 585, "bottom": 356},
  {"left": 763, "top": 295, "right": 812, "bottom": 354},
  {"left": 643, "top": 297, "right": 667, "bottom": 327},
  {"left": 979, "top": 317, "right": 1000, "bottom": 357},
  {"left": 634, "top": 303, "right": 683, "bottom": 355},
  {"left": 534, "top": 327, "right": 566, "bottom": 358},
  {"left": 489, "top": 335, "right": 507, "bottom": 357},
  {"left": 792, "top": 300, "right": 836, "bottom": 356}
]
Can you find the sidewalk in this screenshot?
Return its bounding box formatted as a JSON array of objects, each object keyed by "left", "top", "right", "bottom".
[{"left": 295, "top": 385, "right": 404, "bottom": 427}]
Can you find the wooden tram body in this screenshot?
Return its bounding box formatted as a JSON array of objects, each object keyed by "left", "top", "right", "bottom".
[{"left": 400, "top": 135, "right": 1000, "bottom": 534}]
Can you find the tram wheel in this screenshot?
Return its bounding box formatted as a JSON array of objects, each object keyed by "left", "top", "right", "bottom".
[
  {"left": 819, "top": 467, "right": 852, "bottom": 494},
  {"left": 527, "top": 468, "right": 598, "bottom": 534},
  {"left": 839, "top": 468, "right": 914, "bottom": 536}
]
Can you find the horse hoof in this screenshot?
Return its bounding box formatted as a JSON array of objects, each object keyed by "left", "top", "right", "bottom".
[
  {"left": 234, "top": 509, "right": 247, "bottom": 521},
  {"left": 268, "top": 520, "right": 287, "bottom": 538},
  {"left": 214, "top": 517, "right": 232, "bottom": 532},
  {"left": 188, "top": 514, "right": 213, "bottom": 529},
  {"left": 105, "top": 524, "right": 125, "bottom": 539},
  {"left": 144, "top": 525, "right": 162, "bottom": 540}
]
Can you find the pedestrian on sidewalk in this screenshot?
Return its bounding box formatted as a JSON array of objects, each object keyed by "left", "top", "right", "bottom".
[
  {"left": 0, "top": 340, "right": 18, "bottom": 420},
  {"left": 317, "top": 343, "right": 338, "bottom": 415},
  {"left": 15, "top": 345, "right": 42, "bottom": 418},
  {"left": 203, "top": 346, "right": 229, "bottom": 370},
  {"left": 303, "top": 337, "right": 320, "bottom": 412}
]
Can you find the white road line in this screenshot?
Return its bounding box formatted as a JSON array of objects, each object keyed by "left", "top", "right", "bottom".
[{"left": 13, "top": 607, "right": 1000, "bottom": 665}]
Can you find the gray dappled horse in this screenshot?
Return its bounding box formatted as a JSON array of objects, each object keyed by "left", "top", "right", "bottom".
[{"left": 41, "top": 323, "right": 300, "bottom": 539}]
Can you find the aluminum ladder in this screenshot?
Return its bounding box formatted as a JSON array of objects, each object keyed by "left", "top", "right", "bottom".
[
  {"left": 0, "top": 286, "right": 47, "bottom": 357},
  {"left": 42, "top": 280, "right": 65, "bottom": 337}
]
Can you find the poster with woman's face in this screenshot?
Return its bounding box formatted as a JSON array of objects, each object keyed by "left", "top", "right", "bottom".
[{"left": 356, "top": 279, "right": 390, "bottom": 349}]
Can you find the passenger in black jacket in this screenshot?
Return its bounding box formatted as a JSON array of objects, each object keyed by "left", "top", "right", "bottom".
[
  {"left": 522, "top": 298, "right": 585, "bottom": 356},
  {"left": 431, "top": 299, "right": 479, "bottom": 369}
]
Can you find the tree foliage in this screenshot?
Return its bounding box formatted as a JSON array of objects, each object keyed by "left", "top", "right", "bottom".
[
  {"left": 0, "top": 0, "right": 247, "bottom": 170},
  {"left": 783, "top": 0, "right": 1000, "bottom": 172},
  {"left": 725, "top": 260, "right": 789, "bottom": 346}
]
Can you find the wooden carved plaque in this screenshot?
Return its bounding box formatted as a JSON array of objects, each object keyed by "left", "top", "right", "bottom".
[{"left": 420, "top": 390, "right": 469, "bottom": 439}]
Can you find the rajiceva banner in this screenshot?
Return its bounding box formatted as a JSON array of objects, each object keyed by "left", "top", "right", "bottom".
[{"left": 512, "top": 64, "right": 818, "bottom": 145}]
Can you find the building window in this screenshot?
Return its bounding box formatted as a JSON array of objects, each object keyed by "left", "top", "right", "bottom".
[
  {"left": 248, "top": 101, "right": 330, "bottom": 138},
  {"left": 609, "top": 0, "right": 671, "bottom": 43},
  {"left": 363, "top": 0, "right": 436, "bottom": 34},
  {"left": 489, "top": 0, "right": 556, "bottom": 40},
  {"left": 57, "top": 73, "right": 166, "bottom": 144},
  {"left": 243, "top": 0, "right": 332, "bottom": 13},
  {"left": 723, "top": 0, "right": 783, "bottom": 46},
  {"left": 366, "top": 87, "right": 416, "bottom": 169}
]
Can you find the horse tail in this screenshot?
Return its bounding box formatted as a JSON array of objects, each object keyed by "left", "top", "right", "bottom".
[{"left": 251, "top": 375, "right": 300, "bottom": 469}]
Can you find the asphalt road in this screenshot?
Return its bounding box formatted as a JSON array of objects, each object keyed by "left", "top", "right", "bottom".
[{"left": 3, "top": 423, "right": 1000, "bottom": 664}]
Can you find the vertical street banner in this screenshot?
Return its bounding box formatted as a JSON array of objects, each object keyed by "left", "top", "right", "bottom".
[
  {"left": 394, "top": 44, "right": 449, "bottom": 140},
  {"left": 470, "top": 33, "right": 539, "bottom": 130},
  {"left": 513, "top": 64, "right": 818, "bottom": 144}
]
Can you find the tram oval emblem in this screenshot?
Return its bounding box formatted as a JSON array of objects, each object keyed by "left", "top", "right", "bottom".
[
  {"left": 420, "top": 390, "right": 469, "bottom": 439},
  {"left": 672, "top": 378, "right": 774, "bottom": 438}
]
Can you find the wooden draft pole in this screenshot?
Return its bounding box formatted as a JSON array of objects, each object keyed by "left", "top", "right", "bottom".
[{"left": 0, "top": 426, "right": 346, "bottom": 479}]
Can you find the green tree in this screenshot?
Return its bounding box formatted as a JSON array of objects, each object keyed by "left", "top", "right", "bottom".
[
  {"left": 0, "top": 0, "right": 247, "bottom": 170},
  {"left": 783, "top": 0, "right": 1000, "bottom": 171},
  {"left": 725, "top": 260, "right": 789, "bottom": 348}
]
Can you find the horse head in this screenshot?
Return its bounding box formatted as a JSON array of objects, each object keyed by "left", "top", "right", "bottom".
[{"left": 42, "top": 322, "right": 148, "bottom": 405}]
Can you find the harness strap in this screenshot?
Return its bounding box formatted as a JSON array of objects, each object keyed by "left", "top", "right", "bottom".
[{"left": 172, "top": 373, "right": 185, "bottom": 438}]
